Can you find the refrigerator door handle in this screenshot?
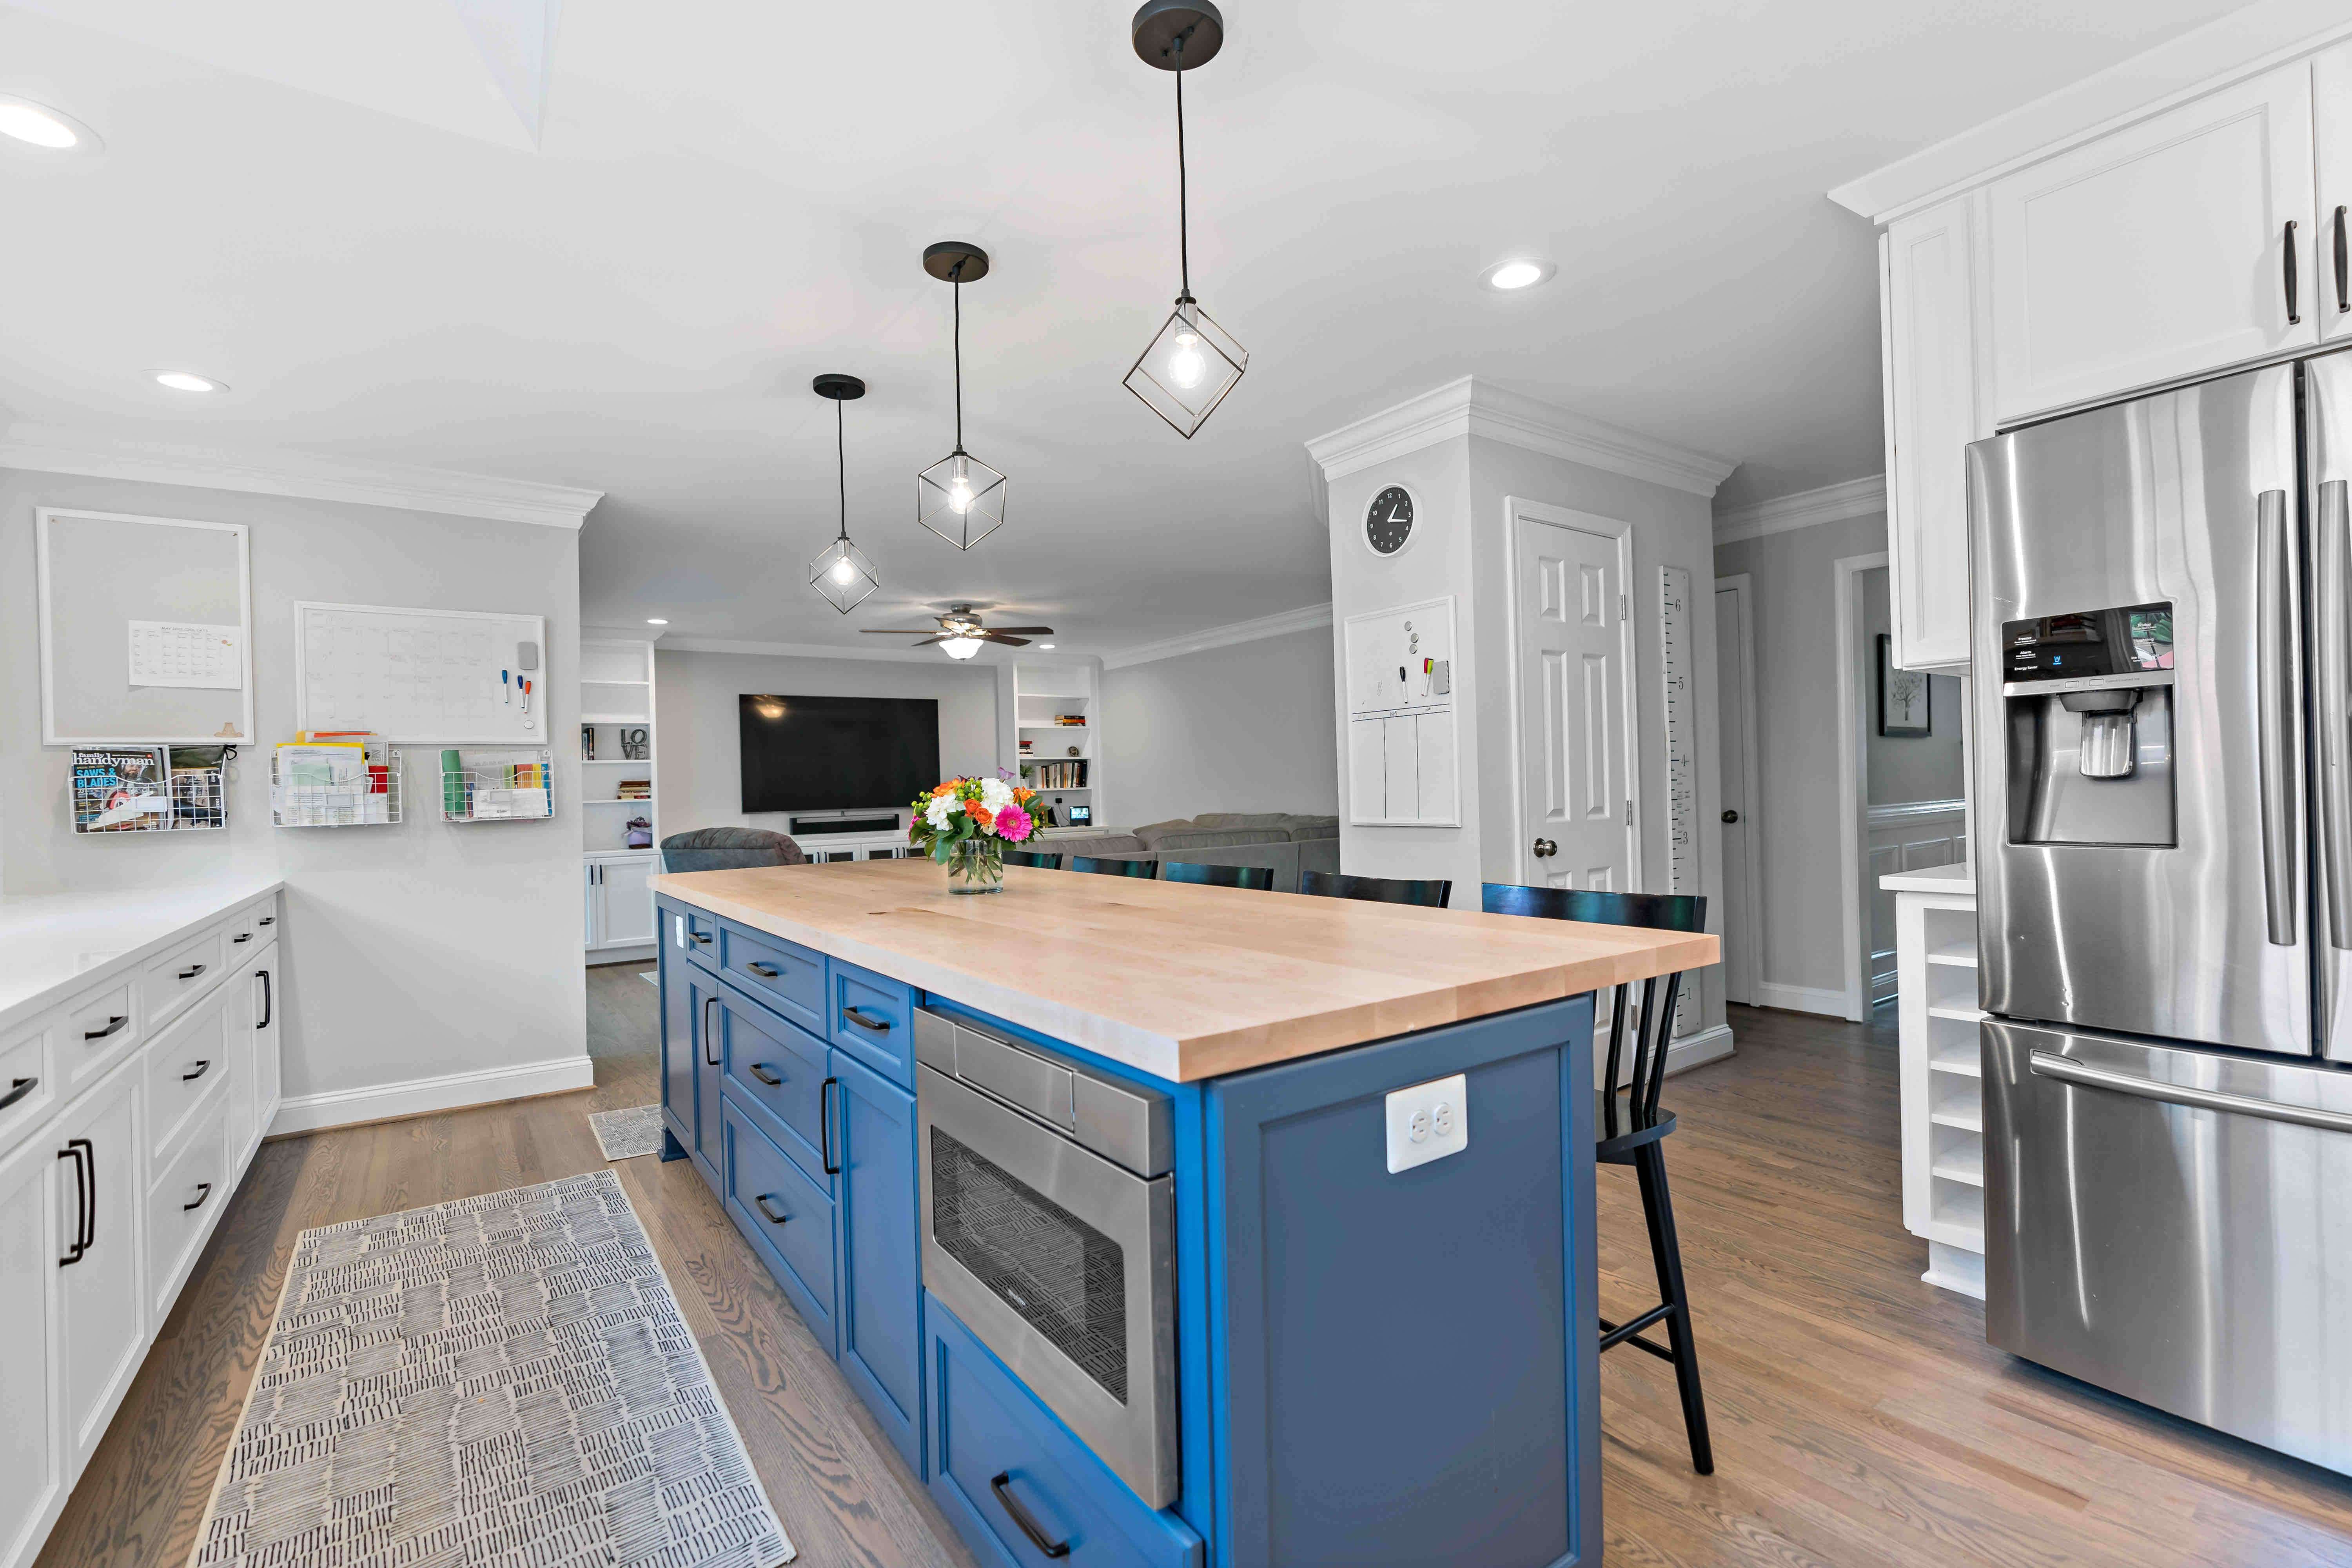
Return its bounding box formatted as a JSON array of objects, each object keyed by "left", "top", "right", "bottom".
[
  {"left": 2257, "top": 487, "right": 2300, "bottom": 945},
  {"left": 2320, "top": 478, "right": 2352, "bottom": 948},
  {"left": 2030, "top": 1050, "right": 2352, "bottom": 1135}
]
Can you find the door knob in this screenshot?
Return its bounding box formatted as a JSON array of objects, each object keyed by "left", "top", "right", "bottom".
[
  {"left": 1721, "top": 809, "right": 1740, "bottom": 824},
  {"left": 1532, "top": 838, "right": 1557, "bottom": 858}
]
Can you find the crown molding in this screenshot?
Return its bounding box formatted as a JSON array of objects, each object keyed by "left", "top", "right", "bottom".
[
  {"left": 1829, "top": 1, "right": 2352, "bottom": 223},
  {"left": 660, "top": 635, "right": 1018, "bottom": 666},
  {"left": 1305, "top": 376, "right": 1735, "bottom": 498},
  {"left": 1713, "top": 474, "right": 1886, "bottom": 545},
  {"left": 0, "top": 423, "right": 602, "bottom": 529},
  {"left": 1098, "top": 603, "right": 1333, "bottom": 671}
]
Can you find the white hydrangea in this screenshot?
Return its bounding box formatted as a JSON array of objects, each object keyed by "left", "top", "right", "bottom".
[
  {"left": 924, "top": 793, "right": 956, "bottom": 831},
  {"left": 978, "top": 776, "right": 1014, "bottom": 811}
]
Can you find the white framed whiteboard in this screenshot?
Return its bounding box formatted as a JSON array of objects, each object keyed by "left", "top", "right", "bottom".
[
  {"left": 1344, "top": 595, "right": 1460, "bottom": 826},
  {"left": 37, "top": 508, "right": 255, "bottom": 746},
  {"left": 295, "top": 602, "right": 548, "bottom": 744}
]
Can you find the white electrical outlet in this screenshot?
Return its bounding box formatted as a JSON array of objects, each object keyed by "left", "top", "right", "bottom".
[{"left": 1385, "top": 1072, "right": 1469, "bottom": 1173}]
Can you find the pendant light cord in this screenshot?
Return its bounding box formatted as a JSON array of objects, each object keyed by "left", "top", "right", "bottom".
[
  {"left": 835, "top": 395, "right": 848, "bottom": 543},
  {"left": 1174, "top": 32, "right": 1190, "bottom": 299},
  {"left": 953, "top": 264, "right": 965, "bottom": 453}
]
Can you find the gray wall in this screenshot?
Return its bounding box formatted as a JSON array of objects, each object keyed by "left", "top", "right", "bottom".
[
  {"left": 655, "top": 648, "right": 999, "bottom": 838},
  {"left": 1713, "top": 512, "right": 1884, "bottom": 1002},
  {"left": 1098, "top": 627, "right": 1338, "bottom": 830},
  {"left": 0, "top": 468, "right": 586, "bottom": 1104},
  {"left": 1860, "top": 566, "right": 1965, "bottom": 806}
]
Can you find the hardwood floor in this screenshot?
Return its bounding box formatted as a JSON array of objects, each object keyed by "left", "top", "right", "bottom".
[
  {"left": 34, "top": 960, "right": 980, "bottom": 1568},
  {"left": 36, "top": 984, "right": 2352, "bottom": 1568},
  {"left": 1601, "top": 1003, "right": 2352, "bottom": 1567}
]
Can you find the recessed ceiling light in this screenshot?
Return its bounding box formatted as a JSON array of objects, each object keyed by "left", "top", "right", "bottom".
[
  {"left": 1038, "top": 642, "right": 1055, "bottom": 650},
  {"left": 151, "top": 370, "right": 227, "bottom": 394},
  {"left": 1483, "top": 259, "right": 1555, "bottom": 292},
  {"left": 0, "top": 96, "right": 101, "bottom": 153},
  {"left": 646, "top": 618, "right": 668, "bottom": 626}
]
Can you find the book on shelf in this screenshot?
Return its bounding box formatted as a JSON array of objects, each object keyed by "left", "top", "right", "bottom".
[
  {"left": 1052, "top": 714, "right": 1088, "bottom": 726},
  {"left": 1024, "top": 760, "right": 1090, "bottom": 790}
]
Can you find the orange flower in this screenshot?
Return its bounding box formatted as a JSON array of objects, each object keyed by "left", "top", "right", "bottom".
[
  {"left": 964, "top": 799, "right": 995, "bottom": 829},
  {"left": 931, "top": 782, "right": 954, "bottom": 797}
]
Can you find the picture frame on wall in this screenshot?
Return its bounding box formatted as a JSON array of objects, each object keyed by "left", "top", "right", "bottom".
[{"left": 1877, "top": 633, "right": 1931, "bottom": 737}]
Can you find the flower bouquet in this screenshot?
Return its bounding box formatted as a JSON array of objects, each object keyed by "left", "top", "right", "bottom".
[{"left": 908, "top": 772, "right": 1040, "bottom": 894}]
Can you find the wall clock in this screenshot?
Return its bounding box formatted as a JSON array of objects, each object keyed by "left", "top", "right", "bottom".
[{"left": 1365, "top": 485, "right": 1416, "bottom": 556}]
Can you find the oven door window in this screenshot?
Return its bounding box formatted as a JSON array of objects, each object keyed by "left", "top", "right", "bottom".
[{"left": 931, "top": 1126, "right": 1129, "bottom": 1403}]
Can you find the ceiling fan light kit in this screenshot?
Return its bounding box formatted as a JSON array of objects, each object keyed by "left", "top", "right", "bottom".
[
  {"left": 917, "top": 240, "right": 1010, "bottom": 551},
  {"left": 808, "top": 372, "right": 880, "bottom": 614},
  {"left": 862, "top": 603, "right": 1056, "bottom": 661},
  {"left": 1123, "top": 0, "right": 1247, "bottom": 439}
]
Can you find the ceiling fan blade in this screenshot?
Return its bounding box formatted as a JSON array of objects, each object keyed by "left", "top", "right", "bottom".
[
  {"left": 976, "top": 632, "right": 1031, "bottom": 646},
  {"left": 987, "top": 626, "right": 1055, "bottom": 635},
  {"left": 860, "top": 628, "right": 940, "bottom": 634},
  {"left": 910, "top": 634, "right": 951, "bottom": 646}
]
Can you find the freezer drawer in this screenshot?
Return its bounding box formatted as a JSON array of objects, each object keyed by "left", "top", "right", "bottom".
[{"left": 1984, "top": 1019, "right": 2352, "bottom": 1475}]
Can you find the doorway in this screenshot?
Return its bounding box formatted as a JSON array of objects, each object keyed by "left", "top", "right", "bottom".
[{"left": 1713, "top": 575, "right": 1762, "bottom": 1006}]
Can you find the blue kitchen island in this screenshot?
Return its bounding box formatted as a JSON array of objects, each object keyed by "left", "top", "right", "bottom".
[{"left": 650, "top": 859, "right": 1714, "bottom": 1568}]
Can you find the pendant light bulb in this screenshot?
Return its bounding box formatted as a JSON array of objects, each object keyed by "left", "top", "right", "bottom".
[
  {"left": 1167, "top": 328, "right": 1207, "bottom": 390},
  {"left": 831, "top": 556, "right": 857, "bottom": 585},
  {"left": 947, "top": 457, "right": 975, "bottom": 515}
]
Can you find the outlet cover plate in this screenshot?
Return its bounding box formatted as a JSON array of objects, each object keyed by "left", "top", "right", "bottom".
[{"left": 1385, "top": 1071, "right": 1469, "bottom": 1173}]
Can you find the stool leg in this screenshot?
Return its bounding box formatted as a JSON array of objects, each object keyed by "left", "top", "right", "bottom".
[{"left": 1634, "top": 1142, "right": 1714, "bottom": 1474}]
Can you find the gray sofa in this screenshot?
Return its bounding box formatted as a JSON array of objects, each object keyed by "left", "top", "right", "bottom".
[{"left": 1040, "top": 812, "right": 1339, "bottom": 892}]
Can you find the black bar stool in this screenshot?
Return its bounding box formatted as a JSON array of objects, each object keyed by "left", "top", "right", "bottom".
[
  {"left": 1298, "top": 869, "right": 1453, "bottom": 908},
  {"left": 1068, "top": 855, "right": 1158, "bottom": 878},
  {"left": 1482, "top": 881, "right": 1714, "bottom": 1475},
  {"left": 1162, "top": 860, "right": 1274, "bottom": 890},
  {"left": 1004, "top": 849, "right": 1063, "bottom": 869}
]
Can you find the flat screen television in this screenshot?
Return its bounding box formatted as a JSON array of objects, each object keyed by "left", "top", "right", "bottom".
[{"left": 739, "top": 694, "right": 940, "bottom": 814}]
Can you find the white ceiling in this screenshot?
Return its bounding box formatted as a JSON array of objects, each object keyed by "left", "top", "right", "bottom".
[{"left": 0, "top": 0, "right": 2252, "bottom": 656}]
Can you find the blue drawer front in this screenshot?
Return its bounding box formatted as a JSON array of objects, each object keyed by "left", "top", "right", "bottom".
[
  {"left": 927, "top": 1296, "right": 1201, "bottom": 1568},
  {"left": 722, "top": 1099, "right": 837, "bottom": 1351},
  {"left": 830, "top": 958, "right": 916, "bottom": 1085},
  {"left": 717, "top": 982, "right": 832, "bottom": 1183},
  {"left": 682, "top": 905, "right": 720, "bottom": 969},
  {"left": 720, "top": 920, "right": 826, "bottom": 1035}
]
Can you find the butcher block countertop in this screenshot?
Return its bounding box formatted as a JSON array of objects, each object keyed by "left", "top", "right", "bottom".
[{"left": 652, "top": 859, "right": 1718, "bottom": 1083}]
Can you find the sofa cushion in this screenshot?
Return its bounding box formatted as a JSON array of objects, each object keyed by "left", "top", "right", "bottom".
[
  {"left": 1282, "top": 815, "right": 1339, "bottom": 840},
  {"left": 1148, "top": 827, "right": 1291, "bottom": 850},
  {"left": 1040, "top": 833, "right": 1148, "bottom": 859},
  {"left": 1193, "top": 812, "right": 1292, "bottom": 829}
]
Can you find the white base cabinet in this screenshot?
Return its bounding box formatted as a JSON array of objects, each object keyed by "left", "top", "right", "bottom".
[
  {"left": 585, "top": 851, "right": 659, "bottom": 957},
  {"left": 0, "top": 889, "right": 283, "bottom": 1568}
]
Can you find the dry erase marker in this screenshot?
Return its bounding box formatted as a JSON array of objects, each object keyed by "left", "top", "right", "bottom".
[{"left": 502, "top": 670, "right": 510, "bottom": 704}]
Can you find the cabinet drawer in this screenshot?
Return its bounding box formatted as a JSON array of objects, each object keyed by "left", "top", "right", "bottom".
[
  {"left": 147, "top": 996, "right": 232, "bottom": 1162},
  {"left": 63, "top": 980, "right": 137, "bottom": 1089},
  {"left": 147, "top": 1096, "right": 228, "bottom": 1316},
  {"left": 680, "top": 905, "right": 720, "bottom": 969},
  {"left": 719, "top": 984, "right": 832, "bottom": 1183},
  {"left": 721, "top": 1099, "right": 837, "bottom": 1348},
  {"left": 143, "top": 929, "right": 224, "bottom": 1030},
  {"left": 927, "top": 1299, "right": 1200, "bottom": 1568},
  {"left": 719, "top": 922, "right": 826, "bottom": 1035},
  {"left": 0, "top": 1022, "right": 50, "bottom": 1147},
  {"left": 831, "top": 959, "right": 916, "bottom": 1086},
  {"left": 222, "top": 900, "right": 271, "bottom": 965}
]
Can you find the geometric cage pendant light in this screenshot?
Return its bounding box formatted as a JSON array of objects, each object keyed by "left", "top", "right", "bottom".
[
  {"left": 1122, "top": 0, "right": 1247, "bottom": 439},
  {"left": 916, "top": 240, "right": 1008, "bottom": 551},
  {"left": 808, "top": 372, "right": 879, "bottom": 614}
]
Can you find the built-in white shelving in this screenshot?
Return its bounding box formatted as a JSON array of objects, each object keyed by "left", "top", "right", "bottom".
[
  {"left": 1004, "top": 663, "right": 1102, "bottom": 827},
  {"left": 1888, "top": 863, "right": 1986, "bottom": 1301},
  {"left": 581, "top": 636, "right": 659, "bottom": 960}
]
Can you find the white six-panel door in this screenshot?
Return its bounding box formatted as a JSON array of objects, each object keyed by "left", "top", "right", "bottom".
[{"left": 1514, "top": 509, "right": 1636, "bottom": 892}]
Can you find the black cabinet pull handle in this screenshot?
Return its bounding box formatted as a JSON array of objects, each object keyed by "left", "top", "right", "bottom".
[
  {"left": 58, "top": 1138, "right": 93, "bottom": 1265},
  {"left": 232, "top": 933, "right": 253, "bottom": 944},
  {"left": 746, "top": 961, "right": 780, "bottom": 978},
  {"left": 748, "top": 1063, "right": 783, "bottom": 1087},
  {"left": 821, "top": 1077, "right": 840, "bottom": 1175},
  {"left": 2336, "top": 205, "right": 2347, "bottom": 314},
  {"left": 2287, "top": 219, "right": 2302, "bottom": 325},
  {"left": 753, "top": 1194, "right": 790, "bottom": 1225},
  {"left": 703, "top": 996, "right": 721, "bottom": 1067},
  {"left": 841, "top": 1005, "right": 891, "bottom": 1034},
  {"left": 181, "top": 1059, "right": 212, "bottom": 1082},
  {"left": 989, "top": 1472, "right": 1071, "bottom": 1559},
  {"left": 690, "top": 931, "right": 712, "bottom": 945},
  {"left": 0, "top": 1076, "right": 35, "bottom": 1111},
  {"left": 182, "top": 1182, "right": 213, "bottom": 1212},
  {"left": 178, "top": 964, "right": 207, "bottom": 981},
  {"left": 257, "top": 970, "right": 272, "bottom": 1030},
  {"left": 83, "top": 1015, "right": 128, "bottom": 1041},
  {"left": 258, "top": 915, "right": 274, "bottom": 926}
]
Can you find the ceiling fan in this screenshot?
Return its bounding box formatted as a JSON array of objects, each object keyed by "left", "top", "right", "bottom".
[{"left": 861, "top": 603, "right": 1053, "bottom": 659}]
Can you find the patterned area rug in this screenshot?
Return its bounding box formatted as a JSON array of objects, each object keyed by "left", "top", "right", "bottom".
[
  {"left": 591, "top": 1104, "right": 667, "bottom": 1161},
  {"left": 191, "top": 1170, "right": 794, "bottom": 1568}
]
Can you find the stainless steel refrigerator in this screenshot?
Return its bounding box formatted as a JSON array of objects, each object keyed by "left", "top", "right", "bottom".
[{"left": 1973, "top": 352, "right": 2352, "bottom": 1475}]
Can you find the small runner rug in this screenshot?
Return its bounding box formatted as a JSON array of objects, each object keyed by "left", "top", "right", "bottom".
[
  {"left": 191, "top": 1169, "right": 794, "bottom": 1568},
  {"left": 590, "top": 1104, "right": 667, "bottom": 1161}
]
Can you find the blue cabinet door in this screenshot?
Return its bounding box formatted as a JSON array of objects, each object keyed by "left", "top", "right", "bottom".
[
  {"left": 687, "top": 966, "right": 724, "bottom": 1196},
  {"left": 657, "top": 904, "right": 695, "bottom": 1157},
  {"left": 1205, "top": 998, "right": 1598, "bottom": 1568},
  {"left": 832, "top": 1049, "right": 923, "bottom": 1474}
]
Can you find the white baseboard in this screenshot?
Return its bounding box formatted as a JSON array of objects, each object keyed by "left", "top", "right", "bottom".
[
  {"left": 270, "top": 1053, "right": 596, "bottom": 1136},
  {"left": 1665, "top": 1023, "right": 1736, "bottom": 1077},
  {"left": 1753, "top": 981, "right": 1853, "bottom": 1018},
  {"left": 587, "top": 945, "right": 656, "bottom": 967}
]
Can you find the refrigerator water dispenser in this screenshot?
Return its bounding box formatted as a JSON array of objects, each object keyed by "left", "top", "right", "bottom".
[{"left": 2002, "top": 603, "right": 2177, "bottom": 847}]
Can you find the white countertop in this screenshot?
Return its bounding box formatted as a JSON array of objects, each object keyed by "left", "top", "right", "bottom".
[
  {"left": 1879, "top": 860, "right": 1976, "bottom": 896},
  {"left": 0, "top": 876, "right": 285, "bottom": 1034}
]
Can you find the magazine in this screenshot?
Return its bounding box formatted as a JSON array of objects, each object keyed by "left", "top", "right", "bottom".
[{"left": 72, "top": 747, "right": 171, "bottom": 833}]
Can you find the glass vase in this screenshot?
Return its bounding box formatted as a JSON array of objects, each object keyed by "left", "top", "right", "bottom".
[{"left": 946, "top": 837, "right": 1004, "bottom": 894}]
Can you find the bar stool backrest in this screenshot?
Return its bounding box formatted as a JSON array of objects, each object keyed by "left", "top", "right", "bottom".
[
  {"left": 1298, "top": 869, "right": 1452, "bottom": 908},
  {"left": 1161, "top": 860, "right": 1274, "bottom": 890},
  {"left": 1004, "top": 849, "right": 1063, "bottom": 869},
  {"left": 1069, "top": 855, "right": 1158, "bottom": 878}
]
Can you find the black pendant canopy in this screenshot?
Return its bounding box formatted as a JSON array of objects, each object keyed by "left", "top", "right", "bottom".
[
  {"left": 916, "top": 240, "right": 1008, "bottom": 551},
  {"left": 808, "top": 373, "right": 878, "bottom": 614},
  {"left": 1122, "top": 0, "right": 1247, "bottom": 439}
]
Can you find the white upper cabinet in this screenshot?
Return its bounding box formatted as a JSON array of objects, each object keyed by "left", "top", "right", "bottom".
[
  {"left": 1882, "top": 195, "right": 1985, "bottom": 672},
  {"left": 2316, "top": 43, "right": 2352, "bottom": 337},
  {"left": 1987, "top": 65, "right": 2319, "bottom": 422}
]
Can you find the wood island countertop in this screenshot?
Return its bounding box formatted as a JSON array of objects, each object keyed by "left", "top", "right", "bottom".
[{"left": 652, "top": 859, "right": 1717, "bottom": 1083}]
